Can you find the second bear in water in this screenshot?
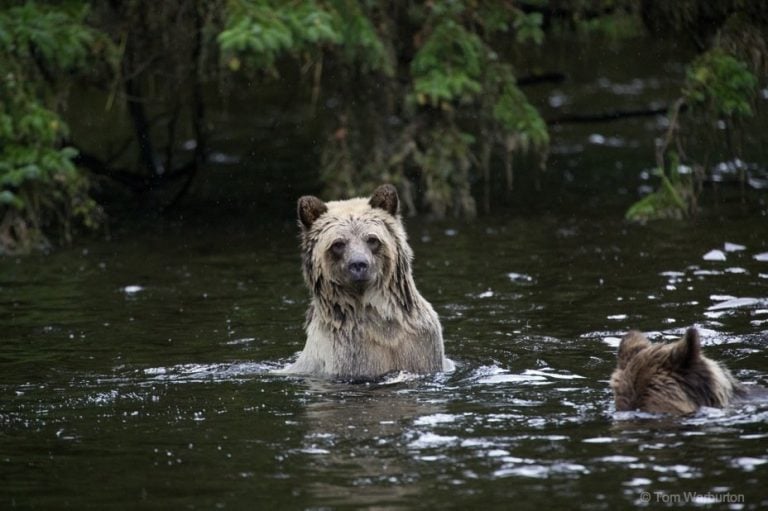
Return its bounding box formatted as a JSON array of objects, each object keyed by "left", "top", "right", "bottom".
[{"left": 610, "top": 328, "right": 744, "bottom": 415}]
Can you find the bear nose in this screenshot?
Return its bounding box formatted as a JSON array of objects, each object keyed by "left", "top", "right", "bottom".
[{"left": 347, "top": 259, "right": 369, "bottom": 281}]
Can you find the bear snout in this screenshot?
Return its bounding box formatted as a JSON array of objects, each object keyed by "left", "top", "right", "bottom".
[{"left": 347, "top": 259, "right": 370, "bottom": 282}]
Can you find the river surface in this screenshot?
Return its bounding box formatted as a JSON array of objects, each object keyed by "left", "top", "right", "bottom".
[
  {"left": 3, "top": 33, "right": 768, "bottom": 511},
  {"left": 2, "top": 205, "right": 767, "bottom": 509}
]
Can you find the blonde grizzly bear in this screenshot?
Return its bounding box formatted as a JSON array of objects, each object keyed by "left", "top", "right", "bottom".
[
  {"left": 610, "top": 328, "right": 743, "bottom": 415},
  {"left": 279, "top": 184, "right": 451, "bottom": 380}
]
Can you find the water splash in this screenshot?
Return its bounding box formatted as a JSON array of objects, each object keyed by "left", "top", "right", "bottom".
[{"left": 142, "top": 361, "right": 279, "bottom": 383}]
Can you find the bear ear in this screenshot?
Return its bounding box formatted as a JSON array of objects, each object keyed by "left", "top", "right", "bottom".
[
  {"left": 669, "top": 328, "right": 702, "bottom": 369},
  {"left": 617, "top": 330, "right": 651, "bottom": 369},
  {"left": 297, "top": 195, "right": 328, "bottom": 229},
  {"left": 369, "top": 184, "right": 399, "bottom": 216}
]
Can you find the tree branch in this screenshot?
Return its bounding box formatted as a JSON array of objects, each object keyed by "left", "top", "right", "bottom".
[
  {"left": 517, "top": 72, "right": 566, "bottom": 86},
  {"left": 546, "top": 104, "right": 687, "bottom": 125}
]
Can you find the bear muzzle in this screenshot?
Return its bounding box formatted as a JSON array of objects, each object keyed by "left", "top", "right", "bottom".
[{"left": 347, "top": 258, "right": 370, "bottom": 283}]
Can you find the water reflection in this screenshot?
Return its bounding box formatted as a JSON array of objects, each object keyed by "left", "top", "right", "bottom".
[{"left": 297, "top": 377, "right": 447, "bottom": 506}]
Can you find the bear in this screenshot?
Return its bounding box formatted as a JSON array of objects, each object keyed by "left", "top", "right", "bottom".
[
  {"left": 610, "top": 328, "right": 744, "bottom": 415},
  {"left": 278, "top": 184, "right": 451, "bottom": 380}
]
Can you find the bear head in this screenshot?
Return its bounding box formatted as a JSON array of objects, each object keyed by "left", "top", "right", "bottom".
[
  {"left": 296, "top": 184, "right": 414, "bottom": 311},
  {"left": 610, "top": 328, "right": 740, "bottom": 415}
]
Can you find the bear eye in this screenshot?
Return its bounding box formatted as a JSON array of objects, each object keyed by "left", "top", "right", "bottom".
[
  {"left": 330, "top": 240, "right": 346, "bottom": 256},
  {"left": 366, "top": 236, "right": 381, "bottom": 251}
]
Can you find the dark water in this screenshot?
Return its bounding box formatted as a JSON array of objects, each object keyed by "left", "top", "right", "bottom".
[
  {"left": 4, "top": 35, "right": 768, "bottom": 511},
  {"left": 2, "top": 207, "right": 767, "bottom": 510}
]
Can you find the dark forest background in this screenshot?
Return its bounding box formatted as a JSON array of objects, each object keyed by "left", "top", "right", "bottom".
[{"left": 1, "top": 1, "right": 766, "bottom": 253}]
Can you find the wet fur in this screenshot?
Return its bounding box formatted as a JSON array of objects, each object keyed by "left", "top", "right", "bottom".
[
  {"left": 610, "top": 328, "right": 743, "bottom": 415},
  {"left": 280, "top": 185, "right": 449, "bottom": 379}
]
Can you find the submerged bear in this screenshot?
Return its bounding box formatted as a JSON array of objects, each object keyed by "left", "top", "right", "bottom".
[
  {"left": 610, "top": 328, "right": 744, "bottom": 415},
  {"left": 279, "top": 184, "right": 451, "bottom": 380}
]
